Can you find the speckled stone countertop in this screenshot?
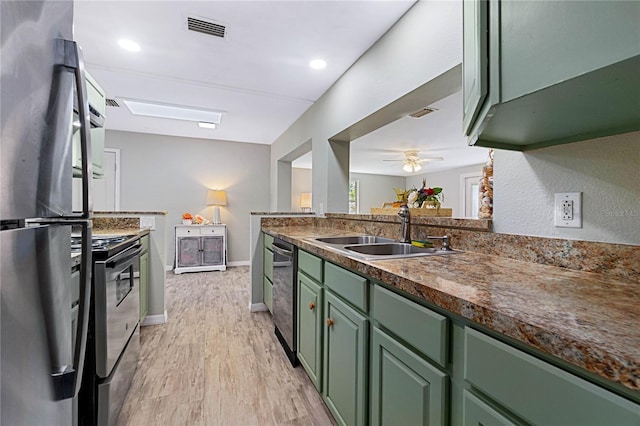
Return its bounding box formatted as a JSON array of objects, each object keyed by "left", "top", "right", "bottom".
[
  {"left": 263, "top": 225, "right": 640, "bottom": 393},
  {"left": 95, "top": 211, "right": 168, "bottom": 215},
  {"left": 93, "top": 228, "right": 150, "bottom": 237}
]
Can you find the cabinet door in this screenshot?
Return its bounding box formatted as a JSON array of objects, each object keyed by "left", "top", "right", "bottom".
[
  {"left": 202, "top": 236, "right": 223, "bottom": 266},
  {"left": 264, "top": 247, "right": 274, "bottom": 282},
  {"left": 462, "top": 390, "right": 518, "bottom": 426},
  {"left": 263, "top": 277, "right": 273, "bottom": 312},
  {"left": 297, "top": 272, "right": 323, "bottom": 391},
  {"left": 462, "top": 0, "right": 488, "bottom": 136},
  {"left": 177, "top": 237, "right": 201, "bottom": 267},
  {"left": 323, "top": 291, "right": 368, "bottom": 426},
  {"left": 370, "top": 327, "right": 448, "bottom": 426},
  {"left": 139, "top": 251, "right": 149, "bottom": 321}
]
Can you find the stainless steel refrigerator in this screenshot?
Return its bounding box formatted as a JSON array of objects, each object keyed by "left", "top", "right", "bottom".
[{"left": 1, "top": 1, "right": 93, "bottom": 424}]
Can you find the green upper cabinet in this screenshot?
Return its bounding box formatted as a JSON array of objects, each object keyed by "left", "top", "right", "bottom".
[
  {"left": 323, "top": 291, "right": 368, "bottom": 426},
  {"left": 463, "top": 0, "right": 640, "bottom": 151},
  {"left": 73, "top": 72, "right": 106, "bottom": 178}
]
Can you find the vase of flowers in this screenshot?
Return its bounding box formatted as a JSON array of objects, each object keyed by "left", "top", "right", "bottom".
[{"left": 406, "top": 179, "right": 443, "bottom": 210}]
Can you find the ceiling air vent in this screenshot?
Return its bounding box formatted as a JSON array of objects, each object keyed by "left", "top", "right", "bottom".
[
  {"left": 187, "top": 17, "right": 226, "bottom": 38},
  {"left": 106, "top": 99, "right": 120, "bottom": 108},
  {"left": 409, "top": 107, "right": 437, "bottom": 118}
]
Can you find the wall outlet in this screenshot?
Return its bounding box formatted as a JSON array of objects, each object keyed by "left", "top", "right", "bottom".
[
  {"left": 140, "top": 216, "right": 156, "bottom": 230},
  {"left": 554, "top": 193, "right": 582, "bottom": 228}
]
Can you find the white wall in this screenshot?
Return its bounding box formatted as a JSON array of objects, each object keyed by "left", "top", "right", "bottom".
[
  {"left": 270, "top": 1, "right": 463, "bottom": 213},
  {"left": 494, "top": 131, "right": 640, "bottom": 245},
  {"left": 104, "top": 130, "right": 271, "bottom": 264},
  {"left": 291, "top": 167, "right": 312, "bottom": 211},
  {"left": 350, "top": 172, "right": 406, "bottom": 213},
  {"left": 406, "top": 163, "right": 485, "bottom": 217}
]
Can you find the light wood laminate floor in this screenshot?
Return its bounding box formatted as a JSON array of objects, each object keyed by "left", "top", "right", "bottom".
[{"left": 117, "top": 267, "right": 335, "bottom": 425}]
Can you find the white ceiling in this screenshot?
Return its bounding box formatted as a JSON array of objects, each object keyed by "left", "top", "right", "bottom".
[
  {"left": 292, "top": 91, "right": 491, "bottom": 176},
  {"left": 73, "top": 0, "right": 416, "bottom": 145}
]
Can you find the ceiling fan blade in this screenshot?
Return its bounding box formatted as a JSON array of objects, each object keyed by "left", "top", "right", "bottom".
[
  {"left": 382, "top": 159, "right": 405, "bottom": 162},
  {"left": 416, "top": 157, "right": 444, "bottom": 162}
]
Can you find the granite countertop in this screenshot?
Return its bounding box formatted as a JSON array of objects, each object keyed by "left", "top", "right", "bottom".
[
  {"left": 263, "top": 225, "right": 640, "bottom": 393},
  {"left": 93, "top": 228, "right": 150, "bottom": 237},
  {"left": 95, "top": 211, "right": 168, "bottom": 215}
]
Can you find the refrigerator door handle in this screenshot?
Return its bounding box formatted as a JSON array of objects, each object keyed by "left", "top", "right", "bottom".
[
  {"left": 58, "top": 38, "right": 93, "bottom": 218},
  {"left": 48, "top": 222, "right": 92, "bottom": 400}
]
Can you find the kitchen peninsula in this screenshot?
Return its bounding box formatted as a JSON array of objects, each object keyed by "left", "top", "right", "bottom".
[{"left": 259, "top": 214, "right": 639, "bottom": 425}]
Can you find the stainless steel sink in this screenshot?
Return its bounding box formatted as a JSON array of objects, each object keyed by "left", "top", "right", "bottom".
[
  {"left": 315, "top": 235, "right": 395, "bottom": 245},
  {"left": 343, "top": 243, "right": 459, "bottom": 259},
  {"left": 307, "top": 235, "right": 461, "bottom": 260}
]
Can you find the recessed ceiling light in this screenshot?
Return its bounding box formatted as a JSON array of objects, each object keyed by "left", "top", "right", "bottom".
[
  {"left": 121, "top": 99, "right": 222, "bottom": 124},
  {"left": 198, "top": 122, "right": 216, "bottom": 129},
  {"left": 118, "top": 39, "right": 141, "bottom": 52},
  {"left": 309, "top": 59, "right": 327, "bottom": 70}
]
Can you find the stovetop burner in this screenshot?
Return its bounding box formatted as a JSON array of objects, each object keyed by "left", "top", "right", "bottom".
[{"left": 71, "top": 234, "right": 140, "bottom": 260}]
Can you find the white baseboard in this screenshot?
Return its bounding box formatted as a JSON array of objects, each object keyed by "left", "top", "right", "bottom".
[
  {"left": 166, "top": 261, "right": 248, "bottom": 271},
  {"left": 250, "top": 302, "right": 268, "bottom": 313},
  {"left": 141, "top": 310, "right": 168, "bottom": 326}
]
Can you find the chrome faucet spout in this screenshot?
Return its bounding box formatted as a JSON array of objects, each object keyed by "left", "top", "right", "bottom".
[{"left": 398, "top": 204, "right": 411, "bottom": 243}]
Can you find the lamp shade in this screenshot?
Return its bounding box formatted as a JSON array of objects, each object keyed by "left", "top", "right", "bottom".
[
  {"left": 300, "top": 192, "right": 312, "bottom": 209},
  {"left": 207, "top": 190, "right": 228, "bottom": 206}
]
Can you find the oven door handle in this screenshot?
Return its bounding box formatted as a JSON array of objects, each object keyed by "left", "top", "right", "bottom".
[
  {"left": 106, "top": 246, "right": 142, "bottom": 269},
  {"left": 272, "top": 244, "right": 293, "bottom": 258}
]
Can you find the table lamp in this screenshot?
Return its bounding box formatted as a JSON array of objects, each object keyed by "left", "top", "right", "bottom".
[
  {"left": 300, "top": 192, "right": 312, "bottom": 212},
  {"left": 207, "top": 189, "right": 228, "bottom": 224}
]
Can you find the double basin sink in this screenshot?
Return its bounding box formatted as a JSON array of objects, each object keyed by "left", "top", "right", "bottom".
[{"left": 308, "top": 235, "right": 460, "bottom": 260}]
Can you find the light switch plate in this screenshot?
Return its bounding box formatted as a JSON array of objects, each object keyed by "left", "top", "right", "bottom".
[{"left": 554, "top": 193, "right": 582, "bottom": 228}]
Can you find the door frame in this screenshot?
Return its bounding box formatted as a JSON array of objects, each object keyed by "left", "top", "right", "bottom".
[
  {"left": 104, "top": 148, "right": 121, "bottom": 211},
  {"left": 460, "top": 172, "right": 482, "bottom": 219}
]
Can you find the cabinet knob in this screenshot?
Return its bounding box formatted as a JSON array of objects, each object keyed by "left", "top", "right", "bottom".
[
  {"left": 326, "top": 318, "right": 334, "bottom": 327},
  {"left": 309, "top": 302, "right": 315, "bottom": 310}
]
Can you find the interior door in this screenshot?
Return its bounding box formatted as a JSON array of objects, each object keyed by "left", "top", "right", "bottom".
[{"left": 93, "top": 149, "right": 119, "bottom": 211}]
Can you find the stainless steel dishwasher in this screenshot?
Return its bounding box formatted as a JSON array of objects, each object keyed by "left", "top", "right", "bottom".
[{"left": 271, "top": 238, "right": 298, "bottom": 366}]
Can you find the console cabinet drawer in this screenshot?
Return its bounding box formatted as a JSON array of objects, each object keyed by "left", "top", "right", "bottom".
[
  {"left": 373, "top": 285, "right": 448, "bottom": 368},
  {"left": 324, "top": 262, "right": 368, "bottom": 313},
  {"left": 299, "top": 250, "right": 323, "bottom": 283},
  {"left": 464, "top": 327, "right": 640, "bottom": 425}
]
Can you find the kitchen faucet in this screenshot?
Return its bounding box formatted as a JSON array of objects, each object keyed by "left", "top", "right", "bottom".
[{"left": 398, "top": 203, "right": 411, "bottom": 243}]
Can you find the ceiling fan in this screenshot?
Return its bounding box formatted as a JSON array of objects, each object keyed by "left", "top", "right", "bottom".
[{"left": 383, "top": 150, "right": 444, "bottom": 173}]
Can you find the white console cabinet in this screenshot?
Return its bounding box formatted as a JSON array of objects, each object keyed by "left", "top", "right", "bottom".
[{"left": 174, "top": 224, "right": 227, "bottom": 273}]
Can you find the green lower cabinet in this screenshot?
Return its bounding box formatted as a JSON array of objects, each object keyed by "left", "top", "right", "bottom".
[
  {"left": 465, "top": 327, "right": 640, "bottom": 425},
  {"left": 139, "top": 251, "right": 149, "bottom": 321},
  {"left": 323, "top": 291, "right": 368, "bottom": 426},
  {"left": 462, "top": 390, "right": 518, "bottom": 426},
  {"left": 297, "top": 272, "right": 323, "bottom": 391},
  {"left": 370, "top": 327, "right": 448, "bottom": 426}
]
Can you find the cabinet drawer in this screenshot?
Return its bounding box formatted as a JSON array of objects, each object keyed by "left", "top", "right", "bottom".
[
  {"left": 201, "top": 226, "right": 224, "bottom": 236},
  {"left": 298, "top": 250, "right": 323, "bottom": 283},
  {"left": 176, "top": 226, "right": 200, "bottom": 236},
  {"left": 264, "top": 233, "right": 274, "bottom": 249},
  {"left": 464, "top": 327, "right": 640, "bottom": 425},
  {"left": 373, "top": 285, "right": 448, "bottom": 368},
  {"left": 324, "top": 262, "right": 368, "bottom": 313}
]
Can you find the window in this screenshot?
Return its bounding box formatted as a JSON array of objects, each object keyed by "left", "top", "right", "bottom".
[
  {"left": 349, "top": 180, "right": 359, "bottom": 214},
  {"left": 460, "top": 173, "right": 481, "bottom": 219}
]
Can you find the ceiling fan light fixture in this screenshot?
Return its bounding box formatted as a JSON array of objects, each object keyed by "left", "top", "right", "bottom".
[{"left": 402, "top": 161, "right": 421, "bottom": 173}]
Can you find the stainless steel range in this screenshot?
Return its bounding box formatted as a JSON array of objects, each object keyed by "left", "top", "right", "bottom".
[{"left": 76, "top": 234, "right": 141, "bottom": 426}]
